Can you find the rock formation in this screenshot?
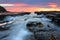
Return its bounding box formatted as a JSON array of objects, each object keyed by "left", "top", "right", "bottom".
[
  {"left": 0, "top": 6, "right": 7, "bottom": 20},
  {"left": 0, "top": 6, "right": 7, "bottom": 13}
]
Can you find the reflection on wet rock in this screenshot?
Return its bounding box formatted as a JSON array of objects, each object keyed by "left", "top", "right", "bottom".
[
  {"left": 0, "top": 21, "right": 13, "bottom": 31},
  {"left": 49, "top": 34, "right": 56, "bottom": 40}
]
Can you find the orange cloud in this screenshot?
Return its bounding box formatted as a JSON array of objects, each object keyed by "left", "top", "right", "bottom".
[{"left": 48, "top": 2, "right": 58, "bottom": 8}]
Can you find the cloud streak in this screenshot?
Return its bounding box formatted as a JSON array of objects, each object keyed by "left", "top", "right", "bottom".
[{"left": 0, "top": 4, "right": 14, "bottom": 6}]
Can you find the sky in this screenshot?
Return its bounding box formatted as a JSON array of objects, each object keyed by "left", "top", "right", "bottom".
[{"left": 0, "top": 0, "right": 60, "bottom": 12}]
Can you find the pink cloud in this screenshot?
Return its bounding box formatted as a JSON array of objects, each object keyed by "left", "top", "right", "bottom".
[{"left": 48, "top": 2, "right": 58, "bottom": 8}]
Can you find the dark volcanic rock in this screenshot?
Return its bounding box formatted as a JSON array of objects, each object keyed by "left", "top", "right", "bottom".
[
  {"left": 0, "top": 6, "right": 7, "bottom": 20},
  {"left": 0, "top": 6, "right": 7, "bottom": 13},
  {"left": 0, "top": 15, "right": 6, "bottom": 21}
]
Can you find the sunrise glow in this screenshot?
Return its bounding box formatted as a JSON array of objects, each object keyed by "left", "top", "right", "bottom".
[
  {"left": 0, "top": 3, "right": 60, "bottom": 12},
  {"left": 6, "top": 7, "right": 60, "bottom": 12}
]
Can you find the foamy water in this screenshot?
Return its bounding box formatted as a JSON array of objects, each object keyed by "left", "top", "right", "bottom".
[{"left": 0, "top": 12, "right": 60, "bottom": 40}]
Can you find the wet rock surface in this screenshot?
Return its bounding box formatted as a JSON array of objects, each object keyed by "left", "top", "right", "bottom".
[
  {"left": 25, "top": 31, "right": 60, "bottom": 40},
  {"left": 26, "top": 21, "right": 60, "bottom": 40}
]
